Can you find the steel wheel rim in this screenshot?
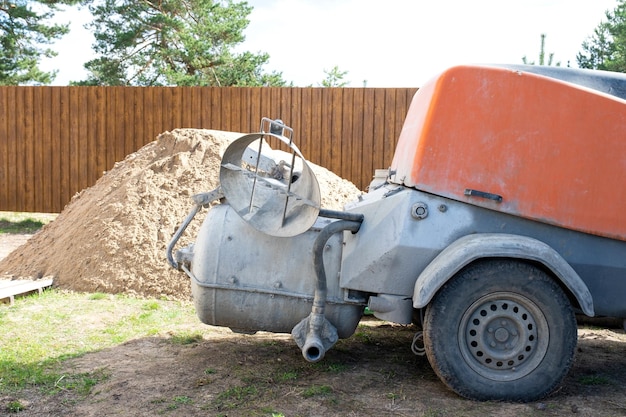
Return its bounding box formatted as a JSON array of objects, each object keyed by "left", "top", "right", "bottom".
[{"left": 458, "top": 291, "right": 550, "bottom": 381}]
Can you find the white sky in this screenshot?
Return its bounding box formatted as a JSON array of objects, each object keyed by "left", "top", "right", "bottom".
[{"left": 40, "top": 0, "right": 619, "bottom": 87}]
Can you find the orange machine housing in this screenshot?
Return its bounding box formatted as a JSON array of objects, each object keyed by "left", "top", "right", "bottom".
[{"left": 390, "top": 65, "right": 626, "bottom": 241}]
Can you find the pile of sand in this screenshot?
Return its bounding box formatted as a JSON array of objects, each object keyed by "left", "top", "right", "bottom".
[{"left": 0, "top": 129, "right": 362, "bottom": 300}]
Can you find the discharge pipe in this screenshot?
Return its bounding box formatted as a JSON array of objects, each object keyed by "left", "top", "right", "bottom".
[{"left": 292, "top": 210, "right": 363, "bottom": 362}]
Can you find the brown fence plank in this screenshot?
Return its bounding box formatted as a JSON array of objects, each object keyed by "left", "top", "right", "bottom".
[
  {"left": 309, "top": 89, "right": 321, "bottom": 166},
  {"left": 328, "top": 88, "right": 343, "bottom": 177},
  {"left": 132, "top": 88, "right": 144, "bottom": 150},
  {"left": 0, "top": 88, "right": 9, "bottom": 210},
  {"left": 300, "top": 88, "right": 313, "bottom": 163},
  {"left": 78, "top": 88, "right": 90, "bottom": 192},
  {"left": 33, "top": 88, "right": 51, "bottom": 211},
  {"left": 59, "top": 88, "right": 70, "bottom": 209},
  {"left": 68, "top": 88, "right": 80, "bottom": 199},
  {"left": 49, "top": 88, "right": 61, "bottom": 212},
  {"left": 361, "top": 88, "right": 375, "bottom": 188},
  {"left": 340, "top": 89, "right": 354, "bottom": 181},
  {"left": 248, "top": 88, "right": 261, "bottom": 133},
  {"left": 92, "top": 87, "right": 107, "bottom": 181},
  {"left": 123, "top": 88, "right": 135, "bottom": 157},
  {"left": 19, "top": 87, "right": 35, "bottom": 212}
]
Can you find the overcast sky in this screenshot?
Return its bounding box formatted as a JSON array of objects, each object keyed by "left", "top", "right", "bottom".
[{"left": 41, "top": 0, "right": 619, "bottom": 87}]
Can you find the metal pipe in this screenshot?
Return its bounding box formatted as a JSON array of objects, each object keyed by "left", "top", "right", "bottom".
[
  {"left": 318, "top": 208, "right": 364, "bottom": 224},
  {"left": 298, "top": 217, "right": 363, "bottom": 362},
  {"left": 166, "top": 188, "right": 224, "bottom": 269}
]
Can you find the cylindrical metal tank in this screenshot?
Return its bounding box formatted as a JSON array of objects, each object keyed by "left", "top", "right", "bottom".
[{"left": 189, "top": 203, "right": 363, "bottom": 338}]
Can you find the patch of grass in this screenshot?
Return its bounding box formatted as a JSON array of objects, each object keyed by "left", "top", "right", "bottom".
[
  {"left": 0, "top": 212, "right": 56, "bottom": 234},
  {"left": 6, "top": 399, "right": 25, "bottom": 413},
  {"left": 142, "top": 300, "right": 161, "bottom": 311},
  {"left": 0, "top": 290, "right": 204, "bottom": 396},
  {"left": 87, "top": 293, "right": 108, "bottom": 300},
  {"left": 302, "top": 384, "right": 332, "bottom": 398},
  {"left": 46, "top": 369, "right": 110, "bottom": 396},
  {"left": 578, "top": 375, "right": 611, "bottom": 385},
  {"left": 213, "top": 385, "right": 259, "bottom": 410},
  {"left": 169, "top": 331, "right": 203, "bottom": 345},
  {"left": 277, "top": 371, "right": 298, "bottom": 381},
  {"left": 166, "top": 395, "right": 192, "bottom": 410},
  {"left": 354, "top": 326, "right": 375, "bottom": 345}
]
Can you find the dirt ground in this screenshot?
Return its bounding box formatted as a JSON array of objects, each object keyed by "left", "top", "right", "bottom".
[
  {"left": 1, "top": 239, "right": 626, "bottom": 417},
  {"left": 0, "top": 242, "right": 626, "bottom": 417},
  {"left": 2, "top": 129, "right": 626, "bottom": 416}
]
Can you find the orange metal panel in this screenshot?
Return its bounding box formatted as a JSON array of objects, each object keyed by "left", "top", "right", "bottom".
[{"left": 390, "top": 65, "right": 626, "bottom": 241}]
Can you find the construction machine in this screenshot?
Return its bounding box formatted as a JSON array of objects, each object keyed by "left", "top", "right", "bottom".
[{"left": 168, "top": 64, "right": 626, "bottom": 401}]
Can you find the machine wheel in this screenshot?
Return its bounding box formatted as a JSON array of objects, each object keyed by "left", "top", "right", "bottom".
[{"left": 423, "top": 259, "right": 577, "bottom": 402}]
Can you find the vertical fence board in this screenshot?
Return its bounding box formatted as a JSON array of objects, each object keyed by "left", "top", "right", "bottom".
[
  {"left": 9, "top": 87, "right": 18, "bottom": 210},
  {"left": 210, "top": 87, "right": 221, "bottom": 129},
  {"left": 68, "top": 88, "right": 80, "bottom": 198},
  {"left": 230, "top": 88, "right": 242, "bottom": 133},
  {"left": 248, "top": 88, "right": 261, "bottom": 133},
  {"left": 300, "top": 88, "right": 313, "bottom": 163},
  {"left": 143, "top": 88, "right": 155, "bottom": 143},
  {"left": 49, "top": 88, "right": 61, "bottom": 212},
  {"left": 58, "top": 88, "right": 70, "bottom": 208},
  {"left": 132, "top": 88, "right": 145, "bottom": 150},
  {"left": 92, "top": 87, "right": 107, "bottom": 180},
  {"left": 20, "top": 88, "right": 35, "bottom": 212},
  {"left": 341, "top": 89, "right": 354, "bottom": 181},
  {"left": 361, "top": 89, "right": 375, "bottom": 188},
  {"left": 290, "top": 89, "right": 303, "bottom": 151},
  {"left": 78, "top": 88, "right": 89, "bottom": 192},
  {"left": 329, "top": 89, "right": 343, "bottom": 177},
  {"left": 84, "top": 88, "right": 96, "bottom": 187},
  {"left": 220, "top": 88, "right": 232, "bottom": 131},
  {"left": 123, "top": 88, "right": 135, "bottom": 158},
  {"left": 0, "top": 88, "right": 7, "bottom": 209},
  {"left": 308, "top": 89, "right": 321, "bottom": 166},
  {"left": 0, "top": 88, "right": 10, "bottom": 209},
  {"left": 34, "top": 88, "right": 52, "bottom": 211}
]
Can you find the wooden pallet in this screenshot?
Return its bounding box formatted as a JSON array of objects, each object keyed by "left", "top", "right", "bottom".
[{"left": 0, "top": 278, "right": 54, "bottom": 305}]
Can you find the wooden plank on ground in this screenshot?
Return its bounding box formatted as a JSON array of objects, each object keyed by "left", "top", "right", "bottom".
[{"left": 0, "top": 278, "right": 54, "bottom": 305}]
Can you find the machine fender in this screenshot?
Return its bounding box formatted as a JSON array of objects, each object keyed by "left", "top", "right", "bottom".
[{"left": 412, "top": 233, "right": 595, "bottom": 317}]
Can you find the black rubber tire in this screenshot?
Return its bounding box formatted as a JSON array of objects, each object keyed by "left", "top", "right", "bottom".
[{"left": 423, "top": 259, "right": 577, "bottom": 402}]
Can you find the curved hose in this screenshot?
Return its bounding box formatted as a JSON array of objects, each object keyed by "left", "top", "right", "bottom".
[
  {"left": 294, "top": 216, "right": 363, "bottom": 362},
  {"left": 311, "top": 218, "right": 363, "bottom": 316},
  {"left": 166, "top": 188, "right": 224, "bottom": 269}
]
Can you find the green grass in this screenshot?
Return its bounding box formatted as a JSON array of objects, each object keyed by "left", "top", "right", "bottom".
[
  {"left": 301, "top": 384, "right": 333, "bottom": 398},
  {"left": 0, "top": 290, "right": 210, "bottom": 396},
  {"left": 213, "top": 385, "right": 259, "bottom": 410},
  {"left": 578, "top": 374, "right": 612, "bottom": 385},
  {"left": 0, "top": 212, "right": 57, "bottom": 234}
]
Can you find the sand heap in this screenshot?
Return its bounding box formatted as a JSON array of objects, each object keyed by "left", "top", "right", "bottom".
[{"left": 0, "top": 129, "right": 362, "bottom": 300}]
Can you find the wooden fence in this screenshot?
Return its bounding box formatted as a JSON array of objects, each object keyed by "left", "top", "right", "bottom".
[{"left": 0, "top": 86, "right": 417, "bottom": 213}]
